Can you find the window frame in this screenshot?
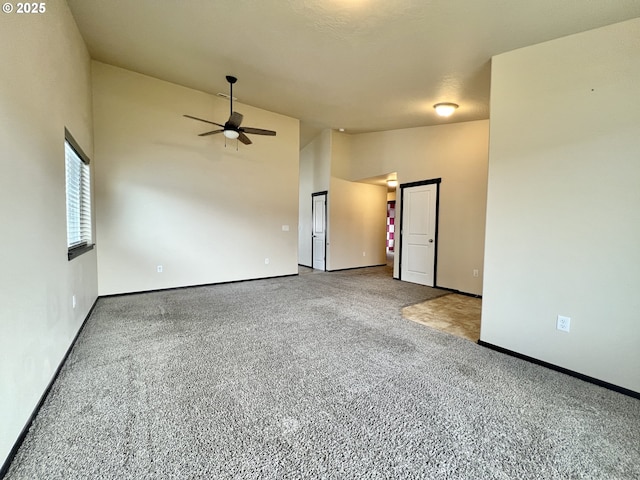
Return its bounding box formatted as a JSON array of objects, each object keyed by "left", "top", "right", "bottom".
[{"left": 65, "top": 128, "right": 94, "bottom": 261}]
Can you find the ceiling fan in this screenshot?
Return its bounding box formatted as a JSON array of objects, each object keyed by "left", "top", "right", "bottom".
[{"left": 184, "top": 75, "right": 276, "bottom": 145}]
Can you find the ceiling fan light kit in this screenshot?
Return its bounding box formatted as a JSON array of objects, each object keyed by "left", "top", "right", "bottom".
[
  {"left": 434, "top": 102, "right": 459, "bottom": 117},
  {"left": 184, "top": 75, "right": 277, "bottom": 146},
  {"left": 223, "top": 130, "right": 240, "bottom": 139}
]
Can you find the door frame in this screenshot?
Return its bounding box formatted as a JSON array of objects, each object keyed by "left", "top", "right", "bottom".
[
  {"left": 398, "top": 178, "right": 441, "bottom": 286},
  {"left": 311, "top": 191, "right": 328, "bottom": 271}
]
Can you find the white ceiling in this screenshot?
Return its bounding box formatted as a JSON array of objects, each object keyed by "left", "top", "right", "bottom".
[{"left": 66, "top": 0, "right": 640, "bottom": 147}]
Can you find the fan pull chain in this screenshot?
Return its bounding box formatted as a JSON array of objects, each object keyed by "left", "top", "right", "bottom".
[{"left": 223, "top": 137, "right": 239, "bottom": 151}]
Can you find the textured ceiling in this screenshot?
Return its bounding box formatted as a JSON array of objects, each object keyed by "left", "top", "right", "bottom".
[{"left": 66, "top": 0, "right": 640, "bottom": 147}]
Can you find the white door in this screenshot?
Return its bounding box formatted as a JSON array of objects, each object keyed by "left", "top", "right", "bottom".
[
  {"left": 401, "top": 183, "right": 438, "bottom": 286},
  {"left": 312, "top": 193, "right": 326, "bottom": 270}
]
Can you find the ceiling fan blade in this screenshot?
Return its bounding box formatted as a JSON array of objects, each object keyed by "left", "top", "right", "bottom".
[
  {"left": 238, "top": 132, "right": 252, "bottom": 145},
  {"left": 228, "top": 112, "right": 243, "bottom": 128},
  {"left": 241, "top": 127, "right": 277, "bottom": 136},
  {"left": 184, "top": 115, "right": 224, "bottom": 128},
  {"left": 198, "top": 129, "right": 224, "bottom": 137}
]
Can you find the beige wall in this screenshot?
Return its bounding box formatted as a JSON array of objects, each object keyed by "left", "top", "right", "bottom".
[
  {"left": 0, "top": 0, "right": 98, "bottom": 466},
  {"left": 327, "top": 131, "right": 388, "bottom": 270},
  {"left": 299, "top": 129, "right": 389, "bottom": 271},
  {"left": 482, "top": 18, "right": 640, "bottom": 392},
  {"left": 298, "top": 144, "right": 313, "bottom": 266},
  {"left": 327, "top": 177, "right": 388, "bottom": 270},
  {"left": 330, "top": 130, "right": 351, "bottom": 180},
  {"left": 298, "top": 130, "right": 331, "bottom": 266},
  {"left": 92, "top": 63, "right": 300, "bottom": 295},
  {"left": 311, "top": 129, "right": 332, "bottom": 192},
  {"left": 349, "top": 121, "right": 489, "bottom": 294}
]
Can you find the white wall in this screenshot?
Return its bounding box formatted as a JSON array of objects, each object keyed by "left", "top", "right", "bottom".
[
  {"left": 349, "top": 121, "right": 489, "bottom": 294},
  {"left": 482, "top": 18, "right": 640, "bottom": 392},
  {"left": 92, "top": 63, "right": 300, "bottom": 295},
  {"left": 0, "top": 0, "right": 98, "bottom": 466}
]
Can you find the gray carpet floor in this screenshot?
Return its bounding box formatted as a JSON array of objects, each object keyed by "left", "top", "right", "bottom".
[{"left": 5, "top": 265, "right": 640, "bottom": 479}]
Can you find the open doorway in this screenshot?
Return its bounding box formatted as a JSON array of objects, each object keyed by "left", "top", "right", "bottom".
[{"left": 350, "top": 172, "right": 397, "bottom": 274}]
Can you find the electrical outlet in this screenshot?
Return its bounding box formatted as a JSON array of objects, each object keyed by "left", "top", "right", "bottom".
[
  {"left": 473, "top": 269, "right": 479, "bottom": 277},
  {"left": 557, "top": 315, "right": 571, "bottom": 332},
  {"left": 362, "top": 251, "right": 366, "bottom": 257},
  {"left": 265, "top": 258, "right": 270, "bottom": 265},
  {"left": 157, "top": 265, "right": 163, "bottom": 273}
]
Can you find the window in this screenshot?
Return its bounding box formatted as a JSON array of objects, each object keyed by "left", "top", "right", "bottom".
[{"left": 65, "top": 129, "right": 93, "bottom": 260}]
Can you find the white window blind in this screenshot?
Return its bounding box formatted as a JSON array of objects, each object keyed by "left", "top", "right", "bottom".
[{"left": 65, "top": 138, "right": 92, "bottom": 251}]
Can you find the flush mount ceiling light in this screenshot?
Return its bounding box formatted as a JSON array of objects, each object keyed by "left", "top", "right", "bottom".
[
  {"left": 434, "top": 102, "right": 459, "bottom": 117},
  {"left": 387, "top": 179, "right": 398, "bottom": 188}
]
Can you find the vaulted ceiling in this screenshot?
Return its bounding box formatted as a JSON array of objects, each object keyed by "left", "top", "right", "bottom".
[{"left": 66, "top": 0, "right": 640, "bottom": 146}]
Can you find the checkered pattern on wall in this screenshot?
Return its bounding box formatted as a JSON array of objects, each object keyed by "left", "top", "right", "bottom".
[{"left": 387, "top": 201, "right": 396, "bottom": 252}]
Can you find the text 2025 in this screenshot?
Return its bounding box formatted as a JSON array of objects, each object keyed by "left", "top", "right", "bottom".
[{"left": 16, "top": 3, "right": 46, "bottom": 13}]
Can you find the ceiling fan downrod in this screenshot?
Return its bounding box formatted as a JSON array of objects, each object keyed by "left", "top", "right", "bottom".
[{"left": 226, "top": 75, "right": 237, "bottom": 118}]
